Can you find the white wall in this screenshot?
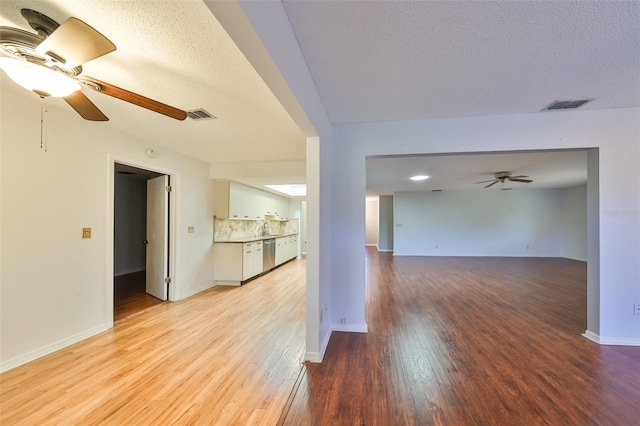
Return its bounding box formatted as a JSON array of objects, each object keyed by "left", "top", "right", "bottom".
[
  {"left": 330, "top": 108, "right": 639, "bottom": 345},
  {"left": 394, "top": 189, "right": 565, "bottom": 257},
  {"left": 114, "top": 174, "right": 147, "bottom": 276},
  {"left": 0, "top": 88, "right": 217, "bottom": 371},
  {"left": 365, "top": 198, "right": 379, "bottom": 246},
  {"left": 378, "top": 195, "right": 394, "bottom": 252},
  {"left": 563, "top": 184, "right": 588, "bottom": 261}
]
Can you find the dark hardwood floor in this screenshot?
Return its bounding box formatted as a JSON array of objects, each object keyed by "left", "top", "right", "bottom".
[
  {"left": 114, "top": 271, "right": 164, "bottom": 321},
  {"left": 281, "top": 248, "right": 640, "bottom": 425}
]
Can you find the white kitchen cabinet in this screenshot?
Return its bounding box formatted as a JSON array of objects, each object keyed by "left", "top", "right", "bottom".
[
  {"left": 214, "top": 241, "right": 263, "bottom": 285},
  {"left": 242, "top": 241, "right": 263, "bottom": 280},
  {"left": 214, "top": 180, "right": 290, "bottom": 220},
  {"left": 275, "top": 235, "right": 298, "bottom": 266},
  {"left": 275, "top": 237, "right": 286, "bottom": 266},
  {"left": 214, "top": 180, "right": 244, "bottom": 219}
]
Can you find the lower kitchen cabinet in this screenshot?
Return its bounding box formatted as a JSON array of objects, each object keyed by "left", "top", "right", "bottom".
[
  {"left": 214, "top": 235, "right": 298, "bottom": 286},
  {"left": 214, "top": 241, "right": 263, "bottom": 286},
  {"left": 275, "top": 235, "right": 298, "bottom": 266},
  {"left": 242, "top": 241, "right": 263, "bottom": 280}
]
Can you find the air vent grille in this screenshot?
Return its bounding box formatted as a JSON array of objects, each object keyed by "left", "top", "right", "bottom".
[
  {"left": 186, "top": 109, "right": 216, "bottom": 120},
  {"left": 543, "top": 99, "right": 591, "bottom": 111}
]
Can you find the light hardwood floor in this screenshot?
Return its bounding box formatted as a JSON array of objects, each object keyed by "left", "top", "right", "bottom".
[
  {"left": 114, "top": 271, "right": 165, "bottom": 322},
  {"left": 1, "top": 259, "right": 306, "bottom": 425}
]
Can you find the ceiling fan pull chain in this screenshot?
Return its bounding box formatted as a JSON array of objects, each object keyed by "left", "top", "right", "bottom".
[{"left": 40, "top": 97, "right": 48, "bottom": 152}]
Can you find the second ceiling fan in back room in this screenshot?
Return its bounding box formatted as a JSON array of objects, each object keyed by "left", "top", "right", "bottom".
[
  {"left": 0, "top": 8, "right": 187, "bottom": 121},
  {"left": 475, "top": 171, "right": 533, "bottom": 188}
]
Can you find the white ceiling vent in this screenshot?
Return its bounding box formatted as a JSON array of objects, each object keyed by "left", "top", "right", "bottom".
[
  {"left": 186, "top": 109, "right": 216, "bottom": 120},
  {"left": 542, "top": 100, "right": 591, "bottom": 111}
]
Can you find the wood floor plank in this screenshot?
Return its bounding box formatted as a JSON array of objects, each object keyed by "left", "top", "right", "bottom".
[
  {"left": 0, "top": 260, "right": 306, "bottom": 425},
  {"left": 282, "top": 249, "right": 640, "bottom": 425}
]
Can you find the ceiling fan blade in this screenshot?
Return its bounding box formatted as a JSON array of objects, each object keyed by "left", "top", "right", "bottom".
[
  {"left": 35, "top": 17, "right": 116, "bottom": 68},
  {"left": 509, "top": 178, "right": 533, "bottom": 183},
  {"left": 64, "top": 91, "right": 109, "bottom": 121},
  {"left": 80, "top": 76, "right": 187, "bottom": 120},
  {"left": 509, "top": 175, "right": 529, "bottom": 179},
  {"left": 484, "top": 180, "right": 500, "bottom": 188},
  {"left": 475, "top": 179, "right": 497, "bottom": 184}
]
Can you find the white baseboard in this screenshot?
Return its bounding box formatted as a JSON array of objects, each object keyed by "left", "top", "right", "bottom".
[
  {"left": 582, "top": 330, "right": 640, "bottom": 346},
  {"left": 305, "top": 325, "right": 333, "bottom": 363},
  {"left": 304, "top": 351, "right": 324, "bottom": 363},
  {"left": 377, "top": 249, "right": 393, "bottom": 252},
  {"left": 582, "top": 330, "right": 600, "bottom": 343},
  {"left": 0, "top": 324, "right": 110, "bottom": 373},
  {"left": 332, "top": 322, "right": 368, "bottom": 333},
  {"left": 180, "top": 282, "right": 218, "bottom": 299},
  {"left": 304, "top": 322, "right": 368, "bottom": 362},
  {"left": 114, "top": 268, "right": 145, "bottom": 277}
]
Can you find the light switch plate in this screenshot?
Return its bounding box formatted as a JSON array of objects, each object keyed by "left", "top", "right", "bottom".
[
  {"left": 82, "top": 228, "right": 91, "bottom": 239},
  {"left": 187, "top": 226, "right": 195, "bottom": 233}
]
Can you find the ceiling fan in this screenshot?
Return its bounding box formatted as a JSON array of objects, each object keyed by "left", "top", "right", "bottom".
[
  {"left": 0, "top": 9, "right": 187, "bottom": 121},
  {"left": 475, "top": 171, "right": 533, "bottom": 188}
]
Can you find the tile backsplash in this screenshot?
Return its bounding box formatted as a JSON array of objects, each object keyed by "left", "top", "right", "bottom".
[{"left": 214, "top": 218, "right": 299, "bottom": 241}]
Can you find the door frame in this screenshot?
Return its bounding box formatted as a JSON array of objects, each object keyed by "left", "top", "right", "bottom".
[{"left": 106, "top": 154, "right": 180, "bottom": 328}]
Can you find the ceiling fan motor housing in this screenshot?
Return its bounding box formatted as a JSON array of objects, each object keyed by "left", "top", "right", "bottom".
[{"left": 495, "top": 171, "right": 511, "bottom": 181}]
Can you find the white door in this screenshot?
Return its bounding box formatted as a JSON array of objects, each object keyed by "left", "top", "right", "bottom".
[{"left": 146, "top": 175, "right": 169, "bottom": 301}]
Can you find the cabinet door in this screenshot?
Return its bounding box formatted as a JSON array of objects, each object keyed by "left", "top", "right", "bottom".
[
  {"left": 242, "top": 243, "right": 254, "bottom": 280},
  {"left": 275, "top": 238, "right": 285, "bottom": 265},
  {"left": 289, "top": 236, "right": 297, "bottom": 259},
  {"left": 229, "top": 181, "right": 243, "bottom": 219},
  {"left": 276, "top": 197, "right": 289, "bottom": 220},
  {"left": 254, "top": 241, "right": 263, "bottom": 274}
]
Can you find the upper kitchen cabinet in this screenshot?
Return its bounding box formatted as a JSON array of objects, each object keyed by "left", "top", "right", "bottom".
[
  {"left": 215, "top": 180, "right": 243, "bottom": 219},
  {"left": 214, "top": 180, "right": 291, "bottom": 220}
]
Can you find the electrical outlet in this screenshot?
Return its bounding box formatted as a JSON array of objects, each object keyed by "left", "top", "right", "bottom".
[
  {"left": 634, "top": 303, "right": 640, "bottom": 315},
  {"left": 82, "top": 228, "right": 91, "bottom": 239},
  {"left": 187, "top": 226, "right": 195, "bottom": 233}
]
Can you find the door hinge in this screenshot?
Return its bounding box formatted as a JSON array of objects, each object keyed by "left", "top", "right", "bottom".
[
  {"left": 166, "top": 185, "right": 172, "bottom": 192},
  {"left": 164, "top": 277, "right": 171, "bottom": 284}
]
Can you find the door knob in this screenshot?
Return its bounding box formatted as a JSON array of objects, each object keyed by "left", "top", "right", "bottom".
[{"left": 143, "top": 239, "right": 149, "bottom": 245}]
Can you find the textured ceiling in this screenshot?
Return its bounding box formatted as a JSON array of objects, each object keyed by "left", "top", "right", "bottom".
[
  {"left": 0, "top": 0, "right": 306, "bottom": 164},
  {"left": 282, "top": 0, "right": 637, "bottom": 194},
  {"left": 283, "top": 0, "right": 640, "bottom": 123},
  {"left": 1, "top": 1, "right": 637, "bottom": 194}
]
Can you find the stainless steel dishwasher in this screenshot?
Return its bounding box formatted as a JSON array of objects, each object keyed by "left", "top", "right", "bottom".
[{"left": 263, "top": 238, "right": 276, "bottom": 271}]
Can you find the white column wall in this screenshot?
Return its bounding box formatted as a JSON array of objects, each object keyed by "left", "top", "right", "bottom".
[{"left": 563, "top": 185, "right": 588, "bottom": 261}]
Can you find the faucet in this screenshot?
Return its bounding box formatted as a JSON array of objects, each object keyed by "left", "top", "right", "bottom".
[{"left": 263, "top": 221, "right": 271, "bottom": 236}]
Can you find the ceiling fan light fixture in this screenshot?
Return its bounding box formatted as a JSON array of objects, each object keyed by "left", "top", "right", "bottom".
[
  {"left": 410, "top": 175, "right": 429, "bottom": 181},
  {"left": 0, "top": 57, "right": 80, "bottom": 97}
]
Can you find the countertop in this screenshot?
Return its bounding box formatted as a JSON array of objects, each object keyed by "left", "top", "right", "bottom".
[{"left": 214, "top": 233, "right": 298, "bottom": 243}]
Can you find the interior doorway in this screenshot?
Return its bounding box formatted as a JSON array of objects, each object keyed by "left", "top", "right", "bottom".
[{"left": 114, "top": 163, "right": 169, "bottom": 321}]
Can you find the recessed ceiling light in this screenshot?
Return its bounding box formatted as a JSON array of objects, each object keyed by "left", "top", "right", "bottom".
[
  {"left": 410, "top": 175, "right": 429, "bottom": 181},
  {"left": 264, "top": 184, "right": 306, "bottom": 197}
]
